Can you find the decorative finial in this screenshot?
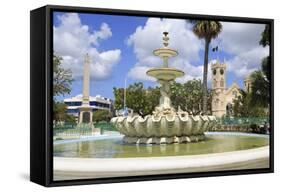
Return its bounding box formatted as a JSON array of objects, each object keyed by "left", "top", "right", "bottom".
[{"left": 163, "top": 31, "right": 169, "bottom": 47}]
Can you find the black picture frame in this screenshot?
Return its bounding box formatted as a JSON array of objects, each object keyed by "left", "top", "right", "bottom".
[{"left": 30, "top": 4, "right": 274, "bottom": 187}]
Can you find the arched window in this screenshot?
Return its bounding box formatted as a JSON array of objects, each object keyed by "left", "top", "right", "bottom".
[{"left": 226, "top": 103, "right": 233, "bottom": 116}]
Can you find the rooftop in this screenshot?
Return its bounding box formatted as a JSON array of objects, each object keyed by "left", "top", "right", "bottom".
[{"left": 64, "top": 94, "right": 112, "bottom": 104}]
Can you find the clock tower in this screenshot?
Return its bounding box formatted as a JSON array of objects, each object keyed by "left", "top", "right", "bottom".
[{"left": 211, "top": 60, "right": 226, "bottom": 117}]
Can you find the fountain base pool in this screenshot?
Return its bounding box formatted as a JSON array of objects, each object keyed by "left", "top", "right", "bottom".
[
  {"left": 53, "top": 132, "right": 269, "bottom": 180},
  {"left": 54, "top": 132, "right": 269, "bottom": 158}
]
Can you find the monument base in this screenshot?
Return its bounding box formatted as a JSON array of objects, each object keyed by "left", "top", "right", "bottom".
[{"left": 78, "top": 107, "right": 93, "bottom": 124}]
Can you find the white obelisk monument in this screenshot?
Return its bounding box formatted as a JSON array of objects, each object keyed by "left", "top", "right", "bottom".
[{"left": 78, "top": 53, "right": 93, "bottom": 124}]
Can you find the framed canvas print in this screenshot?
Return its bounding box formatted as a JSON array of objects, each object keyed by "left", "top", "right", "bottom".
[{"left": 30, "top": 5, "right": 274, "bottom": 187}]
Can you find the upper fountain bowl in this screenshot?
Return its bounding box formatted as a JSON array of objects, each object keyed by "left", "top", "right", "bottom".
[
  {"left": 147, "top": 68, "right": 184, "bottom": 81},
  {"left": 153, "top": 48, "right": 178, "bottom": 58}
]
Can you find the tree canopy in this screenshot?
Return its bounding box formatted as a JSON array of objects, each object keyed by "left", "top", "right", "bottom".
[
  {"left": 249, "top": 25, "right": 270, "bottom": 108},
  {"left": 93, "top": 109, "right": 111, "bottom": 122},
  {"left": 113, "top": 79, "right": 211, "bottom": 116},
  {"left": 259, "top": 24, "right": 270, "bottom": 47},
  {"left": 250, "top": 70, "right": 269, "bottom": 108},
  {"left": 53, "top": 54, "right": 73, "bottom": 97},
  {"left": 113, "top": 82, "right": 160, "bottom": 116},
  {"left": 53, "top": 101, "right": 76, "bottom": 123},
  {"left": 233, "top": 24, "right": 270, "bottom": 117},
  {"left": 192, "top": 21, "right": 223, "bottom": 42},
  {"left": 233, "top": 89, "right": 267, "bottom": 117},
  {"left": 171, "top": 79, "right": 209, "bottom": 115},
  {"left": 53, "top": 54, "right": 74, "bottom": 124}
]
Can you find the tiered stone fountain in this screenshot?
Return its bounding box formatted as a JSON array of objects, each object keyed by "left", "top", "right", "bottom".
[{"left": 111, "top": 32, "right": 216, "bottom": 144}]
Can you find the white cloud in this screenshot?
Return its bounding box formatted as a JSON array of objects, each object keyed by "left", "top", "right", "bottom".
[
  {"left": 127, "top": 19, "right": 269, "bottom": 84},
  {"left": 127, "top": 18, "right": 203, "bottom": 82},
  {"left": 91, "top": 23, "right": 112, "bottom": 46},
  {"left": 54, "top": 13, "right": 121, "bottom": 80},
  {"left": 214, "top": 22, "right": 269, "bottom": 78},
  {"left": 219, "top": 22, "right": 265, "bottom": 54},
  {"left": 127, "top": 66, "right": 155, "bottom": 81},
  {"left": 227, "top": 46, "right": 268, "bottom": 77}
]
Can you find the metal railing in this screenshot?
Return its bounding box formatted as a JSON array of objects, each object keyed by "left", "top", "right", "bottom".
[
  {"left": 53, "top": 121, "right": 117, "bottom": 137},
  {"left": 212, "top": 117, "right": 270, "bottom": 134},
  {"left": 94, "top": 121, "right": 117, "bottom": 134},
  {"left": 219, "top": 117, "right": 269, "bottom": 125}
]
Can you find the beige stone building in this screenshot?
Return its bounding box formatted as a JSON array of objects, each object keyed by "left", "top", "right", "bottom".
[{"left": 211, "top": 60, "right": 251, "bottom": 117}]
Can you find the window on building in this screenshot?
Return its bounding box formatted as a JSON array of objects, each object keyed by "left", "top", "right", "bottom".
[
  {"left": 90, "top": 101, "right": 97, "bottom": 106},
  {"left": 67, "top": 109, "right": 79, "bottom": 113},
  {"left": 213, "top": 69, "right": 216, "bottom": 75},
  {"left": 226, "top": 103, "right": 233, "bottom": 116},
  {"left": 220, "top": 69, "right": 224, "bottom": 75},
  {"left": 65, "top": 101, "right": 82, "bottom": 106},
  {"left": 90, "top": 101, "right": 110, "bottom": 108}
]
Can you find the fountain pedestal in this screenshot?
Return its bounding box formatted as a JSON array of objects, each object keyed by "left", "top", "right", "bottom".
[{"left": 111, "top": 32, "right": 216, "bottom": 144}]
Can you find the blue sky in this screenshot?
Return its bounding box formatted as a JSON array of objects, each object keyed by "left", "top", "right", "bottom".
[{"left": 53, "top": 12, "right": 269, "bottom": 101}]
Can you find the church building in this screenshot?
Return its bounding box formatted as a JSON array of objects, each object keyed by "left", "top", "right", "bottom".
[{"left": 211, "top": 60, "right": 252, "bottom": 117}]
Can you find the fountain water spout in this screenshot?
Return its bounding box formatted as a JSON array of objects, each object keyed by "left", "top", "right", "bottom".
[{"left": 147, "top": 32, "right": 184, "bottom": 115}]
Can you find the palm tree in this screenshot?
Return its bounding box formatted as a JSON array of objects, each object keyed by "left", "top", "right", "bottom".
[{"left": 192, "top": 21, "right": 222, "bottom": 114}]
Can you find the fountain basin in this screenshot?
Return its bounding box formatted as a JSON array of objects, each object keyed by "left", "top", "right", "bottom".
[
  {"left": 54, "top": 146, "right": 269, "bottom": 180},
  {"left": 53, "top": 132, "right": 269, "bottom": 180},
  {"left": 111, "top": 114, "right": 216, "bottom": 144},
  {"left": 54, "top": 132, "right": 269, "bottom": 158},
  {"left": 153, "top": 48, "right": 178, "bottom": 57},
  {"left": 146, "top": 68, "right": 184, "bottom": 81}
]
